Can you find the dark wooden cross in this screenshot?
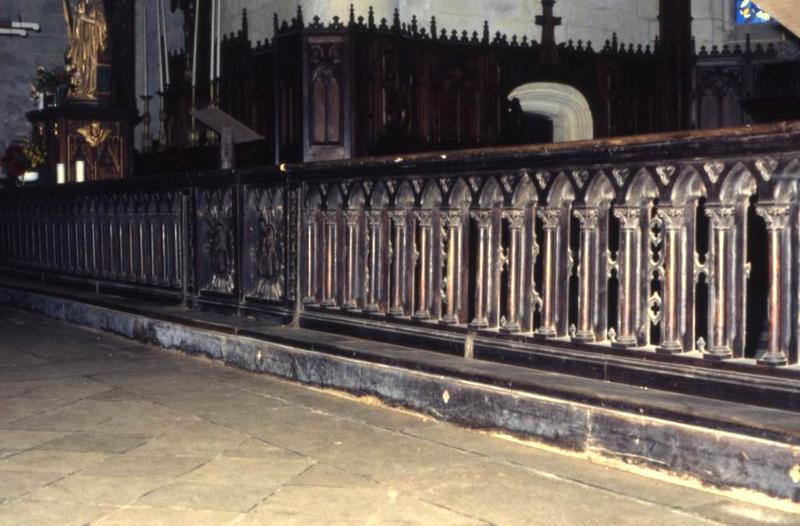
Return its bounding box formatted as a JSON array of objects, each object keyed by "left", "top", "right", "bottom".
[{"left": 536, "top": 0, "right": 562, "bottom": 65}]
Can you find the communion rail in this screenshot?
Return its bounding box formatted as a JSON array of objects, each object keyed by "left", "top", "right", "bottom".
[{"left": 1, "top": 123, "right": 799, "bottom": 376}]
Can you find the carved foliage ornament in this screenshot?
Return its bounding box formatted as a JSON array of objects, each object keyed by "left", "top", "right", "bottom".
[
  {"left": 573, "top": 208, "right": 599, "bottom": 229},
  {"left": 656, "top": 165, "right": 675, "bottom": 186},
  {"left": 704, "top": 161, "right": 725, "bottom": 184},
  {"left": 534, "top": 170, "right": 552, "bottom": 190},
  {"left": 755, "top": 157, "right": 779, "bottom": 182},
  {"left": 612, "top": 168, "right": 629, "bottom": 188}
]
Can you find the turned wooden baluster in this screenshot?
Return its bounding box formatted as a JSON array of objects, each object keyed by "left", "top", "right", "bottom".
[
  {"left": 657, "top": 206, "right": 686, "bottom": 353},
  {"left": 756, "top": 204, "right": 791, "bottom": 366},
  {"left": 613, "top": 207, "right": 641, "bottom": 347},
  {"left": 364, "top": 211, "right": 383, "bottom": 313},
  {"left": 388, "top": 210, "right": 408, "bottom": 317},
  {"left": 536, "top": 208, "right": 561, "bottom": 337},
  {"left": 470, "top": 210, "right": 493, "bottom": 329},
  {"left": 441, "top": 209, "right": 464, "bottom": 325},
  {"left": 704, "top": 205, "right": 735, "bottom": 360},
  {"left": 413, "top": 210, "right": 433, "bottom": 320},
  {"left": 342, "top": 210, "right": 361, "bottom": 310},
  {"left": 303, "top": 210, "right": 319, "bottom": 304},
  {"left": 501, "top": 209, "right": 525, "bottom": 333},
  {"left": 321, "top": 210, "right": 338, "bottom": 307},
  {"left": 573, "top": 207, "right": 599, "bottom": 342}
]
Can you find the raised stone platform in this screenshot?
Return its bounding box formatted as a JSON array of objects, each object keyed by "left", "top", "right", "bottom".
[{"left": 0, "top": 279, "right": 798, "bottom": 504}]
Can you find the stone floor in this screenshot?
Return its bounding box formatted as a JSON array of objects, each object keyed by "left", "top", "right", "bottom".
[{"left": 0, "top": 306, "right": 797, "bottom": 525}]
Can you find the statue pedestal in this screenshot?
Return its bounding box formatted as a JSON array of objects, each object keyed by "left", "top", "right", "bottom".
[{"left": 27, "top": 102, "right": 135, "bottom": 183}]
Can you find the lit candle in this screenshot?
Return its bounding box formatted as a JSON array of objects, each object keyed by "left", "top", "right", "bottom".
[
  {"left": 57, "top": 163, "right": 65, "bottom": 184},
  {"left": 75, "top": 160, "right": 85, "bottom": 183}
]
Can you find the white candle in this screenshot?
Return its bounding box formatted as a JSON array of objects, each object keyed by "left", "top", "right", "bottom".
[
  {"left": 57, "top": 163, "right": 65, "bottom": 184},
  {"left": 75, "top": 161, "right": 85, "bottom": 183},
  {"left": 143, "top": 0, "right": 149, "bottom": 95}
]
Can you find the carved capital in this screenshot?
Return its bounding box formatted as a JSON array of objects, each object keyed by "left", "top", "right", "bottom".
[
  {"left": 613, "top": 207, "right": 641, "bottom": 229},
  {"left": 502, "top": 209, "right": 525, "bottom": 229},
  {"left": 388, "top": 210, "right": 408, "bottom": 224},
  {"left": 441, "top": 209, "right": 463, "bottom": 227},
  {"left": 470, "top": 209, "right": 493, "bottom": 227},
  {"left": 705, "top": 205, "right": 735, "bottom": 230},
  {"left": 573, "top": 207, "right": 599, "bottom": 230},
  {"left": 413, "top": 210, "right": 434, "bottom": 227},
  {"left": 304, "top": 210, "right": 319, "bottom": 224},
  {"left": 343, "top": 210, "right": 361, "bottom": 226},
  {"left": 656, "top": 206, "right": 686, "bottom": 230},
  {"left": 756, "top": 204, "right": 791, "bottom": 231},
  {"left": 365, "top": 210, "right": 383, "bottom": 227},
  {"left": 537, "top": 207, "right": 561, "bottom": 229},
  {"left": 322, "top": 210, "right": 339, "bottom": 224}
]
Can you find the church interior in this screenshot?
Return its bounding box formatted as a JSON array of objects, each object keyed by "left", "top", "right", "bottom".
[{"left": 0, "top": 0, "right": 800, "bottom": 523}]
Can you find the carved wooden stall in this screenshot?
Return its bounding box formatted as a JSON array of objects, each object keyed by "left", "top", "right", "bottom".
[
  {"left": 693, "top": 37, "right": 800, "bottom": 128},
  {"left": 145, "top": 3, "right": 674, "bottom": 171},
  {"left": 2, "top": 123, "right": 800, "bottom": 412}
]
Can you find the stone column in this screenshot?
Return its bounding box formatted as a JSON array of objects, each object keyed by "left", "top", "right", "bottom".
[
  {"left": 441, "top": 209, "right": 464, "bottom": 325},
  {"left": 704, "top": 205, "right": 735, "bottom": 360},
  {"left": 656, "top": 206, "right": 686, "bottom": 353},
  {"left": 573, "top": 207, "right": 599, "bottom": 342},
  {"left": 613, "top": 207, "right": 641, "bottom": 347},
  {"left": 321, "top": 211, "right": 338, "bottom": 307},
  {"left": 364, "top": 211, "right": 383, "bottom": 313},
  {"left": 536, "top": 208, "right": 561, "bottom": 337},
  {"left": 303, "top": 210, "right": 319, "bottom": 304},
  {"left": 388, "top": 210, "right": 408, "bottom": 317},
  {"left": 470, "top": 210, "right": 493, "bottom": 329},
  {"left": 756, "top": 204, "right": 791, "bottom": 366},
  {"left": 342, "top": 210, "right": 361, "bottom": 310},
  {"left": 413, "top": 210, "right": 433, "bottom": 320},
  {"left": 501, "top": 209, "right": 525, "bottom": 333}
]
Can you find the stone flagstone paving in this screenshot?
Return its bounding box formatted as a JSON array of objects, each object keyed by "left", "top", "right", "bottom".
[{"left": 0, "top": 306, "right": 797, "bottom": 525}]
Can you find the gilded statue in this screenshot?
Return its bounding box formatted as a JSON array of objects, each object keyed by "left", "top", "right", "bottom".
[{"left": 62, "top": 0, "right": 107, "bottom": 99}]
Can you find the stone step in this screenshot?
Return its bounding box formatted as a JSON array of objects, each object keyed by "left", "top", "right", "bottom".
[{"left": 0, "top": 279, "right": 799, "bottom": 503}]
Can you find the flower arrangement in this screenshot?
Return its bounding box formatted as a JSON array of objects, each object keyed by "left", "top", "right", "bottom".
[
  {"left": 30, "top": 66, "right": 73, "bottom": 107},
  {"left": 1, "top": 140, "right": 45, "bottom": 180},
  {"left": 1, "top": 143, "right": 28, "bottom": 179},
  {"left": 22, "top": 141, "right": 45, "bottom": 170}
]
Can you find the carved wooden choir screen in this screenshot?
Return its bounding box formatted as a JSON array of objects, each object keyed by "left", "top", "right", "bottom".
[{"left": 1, "top": 127, "right": 799, "bottom": 368}]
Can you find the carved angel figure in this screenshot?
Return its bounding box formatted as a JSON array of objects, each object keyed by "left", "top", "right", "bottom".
[{"left": 63, "top": 0, "right": 107, "bottom": 99}]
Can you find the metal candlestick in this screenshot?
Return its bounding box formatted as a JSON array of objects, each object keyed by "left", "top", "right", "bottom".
[{"left": 140, "top": 94, "right": 153, "bottom": 153}]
